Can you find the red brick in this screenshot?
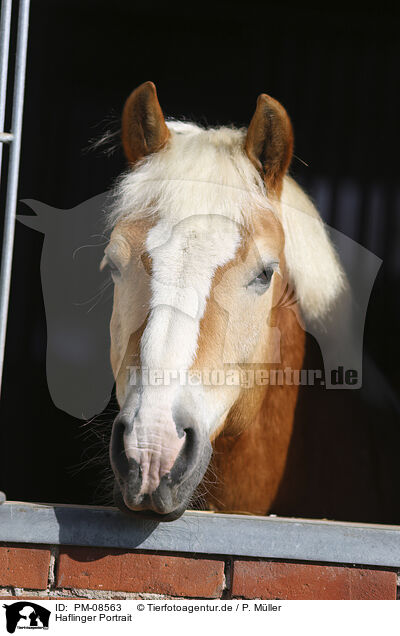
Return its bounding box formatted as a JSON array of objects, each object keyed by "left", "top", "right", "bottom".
[
  {"left": 0, "top": 596, "right": 83, "bottom": 600},
  {"left": 232, "top": 561, "right": 397, "bottom": 600},
  {"left": 57, "top": 548, "right": 225, "bottom": 598},
  {"left": 0, "top": 545, "right": 50, "bottom": 590}
]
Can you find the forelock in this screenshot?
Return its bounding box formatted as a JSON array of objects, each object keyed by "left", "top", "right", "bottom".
[{"left": 106, "top": 120, "right": 275, "bottom": 230}]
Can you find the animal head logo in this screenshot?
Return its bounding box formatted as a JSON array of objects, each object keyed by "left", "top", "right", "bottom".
[
  {"left": 3, "top": 602, "right": 50, "bottom": 633},
  {"left": 18, "top": 193, "right": 115, "bottom": 420},
  {"left": 18, "top": 191, "right": 381, "bottom": 425}
]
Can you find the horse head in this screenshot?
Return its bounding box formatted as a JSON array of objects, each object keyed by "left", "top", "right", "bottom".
[{"left": 106, "top": 82, "right": 344, "bottom": 520}]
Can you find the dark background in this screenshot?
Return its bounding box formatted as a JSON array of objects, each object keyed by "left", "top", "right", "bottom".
[{"left": 0, "top": 1, "right": 399, "bottom": 517}]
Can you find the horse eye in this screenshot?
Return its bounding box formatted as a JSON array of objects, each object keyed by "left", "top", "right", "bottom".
[
  {"left": 108, "top": 260, "right": 121, "bottom": 278},
  {"left": 101, "top": 255, "right": 121, "bottom": 279},
  {"left": 248, "top": 267, "right": 274, "bottom": 294},
  {"left": 256, "top": 268, "right": 274, "bottom": 286}
]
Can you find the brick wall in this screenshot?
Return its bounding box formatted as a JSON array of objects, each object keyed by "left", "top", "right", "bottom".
[{"left": 0, "top": 543, "right": 398, "bottom": 600}]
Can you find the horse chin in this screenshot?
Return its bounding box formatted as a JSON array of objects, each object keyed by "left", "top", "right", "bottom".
[{"left": 113, "top": 482, "right": 188, "bottom": 522}]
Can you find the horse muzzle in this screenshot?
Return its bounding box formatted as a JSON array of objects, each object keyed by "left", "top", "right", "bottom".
[{"left": 110, "top": 410, "right": 212, "bottom": 521}]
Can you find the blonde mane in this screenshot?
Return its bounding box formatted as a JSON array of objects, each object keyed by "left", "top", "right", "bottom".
[{"left": 107, "top": 120, "right": 345, "bottom": 321}]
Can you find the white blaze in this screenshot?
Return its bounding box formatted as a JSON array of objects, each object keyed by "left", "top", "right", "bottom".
[
  {"left": 141, "top": 214, "right": 240, "bottom": 375},
  {"left": 122, "top": 214, "right": 240, "bottom": 492}
]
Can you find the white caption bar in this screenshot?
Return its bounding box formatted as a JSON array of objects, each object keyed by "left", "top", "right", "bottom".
[{"left": 1, "top": 599, "right": 398, "bottom": 634}]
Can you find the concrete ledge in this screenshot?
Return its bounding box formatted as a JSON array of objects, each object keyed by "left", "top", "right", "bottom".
[{"left": 1, "top": 502, "right": 400, "bottom": 567}]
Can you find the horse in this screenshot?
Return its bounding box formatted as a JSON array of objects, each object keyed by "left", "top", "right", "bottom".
[{"left": 104, "top": 81, "right": 345, "bottom": 521}]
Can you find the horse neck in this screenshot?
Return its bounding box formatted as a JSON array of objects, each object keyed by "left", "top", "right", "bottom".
[{"left": 202, "top": 275, "right": 306, "bottom": 515}]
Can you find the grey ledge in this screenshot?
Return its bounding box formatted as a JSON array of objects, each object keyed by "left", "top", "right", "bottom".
[{"left": 1, "top": 501, "right": 400, "bottom": 567}]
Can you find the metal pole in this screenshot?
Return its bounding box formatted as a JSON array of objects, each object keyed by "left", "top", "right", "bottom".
[
  {"left": 0, "top": 0, "right": 13, "bottom": 178},
  {"left": 0, "top": 0, "right": 30, "bottom": 395}
]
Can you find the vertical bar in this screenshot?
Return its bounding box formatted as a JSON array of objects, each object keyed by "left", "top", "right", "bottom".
[
  {"left": 0, "top": 0, "right": 30, "bottom": 395},
  {"left": 0, "top": 0, "right": 13, "bottom": 177}
]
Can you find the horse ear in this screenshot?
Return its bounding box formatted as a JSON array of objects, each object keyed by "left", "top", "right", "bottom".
[
  {"left": 121, "top": 81, "right": 170, "bottom": 165},
  {"left": 245, "top": 94, "right": 294, "bottom": 195}
]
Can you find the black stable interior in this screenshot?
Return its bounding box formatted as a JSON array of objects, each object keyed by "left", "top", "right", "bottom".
[{"left": 0, "top": 1, "right": 399, "bottom": 522}]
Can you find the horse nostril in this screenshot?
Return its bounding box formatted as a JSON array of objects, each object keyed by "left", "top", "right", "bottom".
[
  {"left": 150, "top": 423, "right": 212, "bottom": 515},
  {"left": 169, "top": 425, "right": 204, "bottom": 484},
  {"left": 110, "top": 414, "right": 131, "bottom": 480}
]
